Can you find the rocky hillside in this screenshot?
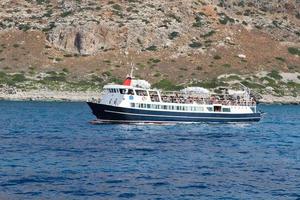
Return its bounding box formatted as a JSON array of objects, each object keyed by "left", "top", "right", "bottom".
[{"left": 0, "top": 0, "right": 299, "bottom": 98}]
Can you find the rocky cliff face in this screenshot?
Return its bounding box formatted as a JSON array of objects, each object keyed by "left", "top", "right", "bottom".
[{"left": 47, "top": 22, "right": 117, "bottom": 55}]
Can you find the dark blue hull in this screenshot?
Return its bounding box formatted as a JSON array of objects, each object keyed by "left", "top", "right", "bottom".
[{"left": 87, "top": 102, "right": 261, "bottom": 123}]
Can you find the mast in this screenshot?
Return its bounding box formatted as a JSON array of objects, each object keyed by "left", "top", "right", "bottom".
[{"left": 130, "top": 62, "right": 134, "bottom": 78}]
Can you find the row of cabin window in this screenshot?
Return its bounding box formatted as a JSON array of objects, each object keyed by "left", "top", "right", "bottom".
[
  {"left": 107, "top": 89, "right": 156, "bottom": 96},
  {"left": 130, "top": 103, "right": 231, "bottom": 112},
  {"left": 131, "top": 103, "right": 205, "bottom": 111}
]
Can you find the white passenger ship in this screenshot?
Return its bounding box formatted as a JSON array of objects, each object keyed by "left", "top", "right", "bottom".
[{"left": 87, "top": 73, "right": 261, "bottom": 123}]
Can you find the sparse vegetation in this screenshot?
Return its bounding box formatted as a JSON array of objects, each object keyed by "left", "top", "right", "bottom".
[
  {"left": 241, "top": 81, "right": 264, "bottom": 89},
  {"left": 226, "top": 75, "right": 242, "bottom": 81},
  {"left": 190, "top": 79, "right": 228, "bottom": 88},
  {"left": 153, "top": 79, "right": 183, "bottom": 90}
]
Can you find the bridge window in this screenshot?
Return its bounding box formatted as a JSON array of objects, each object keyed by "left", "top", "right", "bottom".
[
  {"left": 120, "top": 89, "right": 126, "bottom": 94},
  {"left": 127, "top": 89, "right": 134, "bottom": 95},
  {"left": 135, "top": 90, "right": 147, "bottom": 96}
]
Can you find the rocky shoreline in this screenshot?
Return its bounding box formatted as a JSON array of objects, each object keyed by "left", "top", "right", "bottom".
[
  {"left": 0, "top": 89, "right": 299, "bottom": 104},
  {"left": 0, "top": 90, "right": 99, "bottom": 102}
]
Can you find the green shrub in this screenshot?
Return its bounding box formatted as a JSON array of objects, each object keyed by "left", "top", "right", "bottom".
[
  {"left": 167, "top": 14, "right": 181, "bottom": 23},
  {"left": 64, "top": 54, "right": 73, "bottom": 57},
  {"left": 268, "top": 70, "right": 282, "bottom": 80},
  {"left": 193, "top": 12, "right": 206, "bottom": 27},
  {"left": 148, "top": 58, "right": 160, "bottom": 63},
  {"left": 202, "top": 30, "right": 216, "bottom": 38},
  {"left": 112, "top": 4, "right": 122, "bottom": 11},
  {"left": 145, "top": 45, "right": 157, "bottom": 51},
  {"left": 168, "top": 31, "right": 180, "bottom": 40},
  {"left": 36, "top": 0, "right": 49, "bottom": 5},
  {"left": 43, "top": 9, "right": 52, "bottom": 17},
  {"left": 61, "top": 11, "right": 72, "bottom": 17},
  {"left": 18, "top": 24, "right": 31, "bottom": 31},
  {"left": 218, "top": 13, "right": 235, "bottom": 25},
  {"left": 213, "top": 55, "right": 221, "bottom": 60},
  {"left": 275, "top": 57, "right": 285, "bottom": 62},
  {"left": 102, "top": 71, "right": 112, "bottom": 77},
  {"left": 196, "top": 66, "right": 202, "bottom": 70},
  {"left": 288, "top": 47, "right": 300, "bottom": 56},
  {"left": 62, "top": 68, "right": 69, "bottom": 73},
  {"left": 55, "top": 58, "right": 63, "bottom": 62},
  {"left": 222, "top": 63, "right": 231, "bottom": 68},
  {"left": 189, "top": 42, "right": 202, "bottom": 48},
  {"left": 154, "top": 72, "right": 161, "bottom": 77}
]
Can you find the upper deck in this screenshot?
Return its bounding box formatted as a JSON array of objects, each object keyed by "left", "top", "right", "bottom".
[{"left": 100, "top": 83, "right": 256, "bottom": 107}]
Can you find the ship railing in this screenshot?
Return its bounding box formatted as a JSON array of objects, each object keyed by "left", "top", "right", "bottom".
[{"left": 159, "top": 97, "right": 256, "bottom": 107}]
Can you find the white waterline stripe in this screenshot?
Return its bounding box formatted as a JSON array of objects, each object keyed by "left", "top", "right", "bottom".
[{"left": 104, "top": 110, "right": 260, "bottom": 120}]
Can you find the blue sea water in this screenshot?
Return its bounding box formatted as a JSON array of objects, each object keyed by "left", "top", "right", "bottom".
[{"left": 0, "top": 101, "right": 299, "bottom": 200}]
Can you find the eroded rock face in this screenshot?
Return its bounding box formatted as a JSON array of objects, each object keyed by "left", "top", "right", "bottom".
[{"left": 47, "top": 22, "right": 116, "bottom": 55}]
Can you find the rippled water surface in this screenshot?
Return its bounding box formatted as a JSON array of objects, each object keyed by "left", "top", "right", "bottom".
[{"left": 0, "top": 101, "right": 299, "bottom": 199}]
